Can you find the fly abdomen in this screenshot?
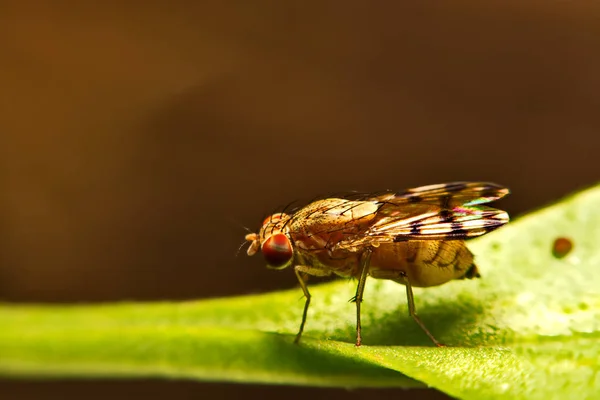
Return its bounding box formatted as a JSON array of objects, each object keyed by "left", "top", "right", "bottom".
[
  {"left": 369, "top": 241, "right": 475, "bottom": 287},
  {"left": 411, "top": 241, "right": 475, "bottom": 286}
]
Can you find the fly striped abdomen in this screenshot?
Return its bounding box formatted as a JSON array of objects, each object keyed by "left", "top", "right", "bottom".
[{"left": 369, "top": 240, "right": 475, "bottom": 287}]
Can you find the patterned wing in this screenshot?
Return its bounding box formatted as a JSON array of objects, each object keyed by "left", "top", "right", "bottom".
[
  {"left": 368, "top": 181, "right": 509, "bottom": 207},
  {"left": 333, "top": 182, "right": 510, "bottom": 251}
]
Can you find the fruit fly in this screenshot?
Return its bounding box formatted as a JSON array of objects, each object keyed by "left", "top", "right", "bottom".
[{"left": 245, "top": 182, "right": 510, "bottom": 346}]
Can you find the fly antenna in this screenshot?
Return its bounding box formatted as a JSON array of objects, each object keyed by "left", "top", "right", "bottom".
[
  {"left": 227, "top": 216, "right": 253, "bottom": 233},
  {"left": 235, "top": 240, "right": 250, "bottom": 257}
]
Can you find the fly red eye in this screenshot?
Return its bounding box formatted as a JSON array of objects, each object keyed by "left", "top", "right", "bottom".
[{"left": 262, "top": 233, "right": 293, "bottom": 269}]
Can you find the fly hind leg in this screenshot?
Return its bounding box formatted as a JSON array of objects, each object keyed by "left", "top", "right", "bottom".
[
  {"left": 370, "top": 269, "right": 443, "bottom": 346},
  {"left": 399, "top": 272, "right": 444, "bottom": 347}
]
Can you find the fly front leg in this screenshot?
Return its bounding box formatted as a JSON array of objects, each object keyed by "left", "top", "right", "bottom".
[
  {"left": 353, "top": 249, "right": 372, "bottom": 347},
  {"left": 400, "top": 272, "right": 444, "bottom": 347},
  {"left": 293, "top": 265, "right": 331, "bottom": 344}
]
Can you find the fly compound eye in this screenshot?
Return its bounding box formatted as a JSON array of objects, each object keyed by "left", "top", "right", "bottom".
[{"left": 262, "top": 233, "right": 293, "bottom": 269}]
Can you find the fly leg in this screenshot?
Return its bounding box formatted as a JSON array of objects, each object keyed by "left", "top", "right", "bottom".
[
  {"left": 353, "top": 249, "right": 372, "bottom": 347},
  {"left": 400, "top": 272, "right": 444, "bottom": 347},
  {"left": 293, "top": 265, "right": 331, "bottom": 344},
  {"left": 293, "top": 267, "right": 310, "bottom": 344}
]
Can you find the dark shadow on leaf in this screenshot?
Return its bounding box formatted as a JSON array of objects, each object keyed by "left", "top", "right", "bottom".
[
  {"left": 260, "top": 332, "right": 422, "bottom": 388},
  {"left": 324, "top": 294, "right": 488, "bottom": 347}
]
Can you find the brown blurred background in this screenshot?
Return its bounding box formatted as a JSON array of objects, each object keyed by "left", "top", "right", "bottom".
[{"left": 1, "top": 1, "right": 599, "bottom": 399}]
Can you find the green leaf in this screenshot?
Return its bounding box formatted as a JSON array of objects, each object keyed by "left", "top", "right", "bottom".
[{"left": 1, "top": 184, "right": 599, "bottom": 399}]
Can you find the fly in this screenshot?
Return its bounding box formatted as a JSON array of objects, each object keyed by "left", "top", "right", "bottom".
[{"left": 245, "top": 181, "right": 510, "bottom": 346}]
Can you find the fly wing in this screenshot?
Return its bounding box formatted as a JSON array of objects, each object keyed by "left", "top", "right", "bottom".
[
  {"left": 368, "top": 204, "right": 509, "bottom": 240},
  {"left": 368, "top": 181, "right": 510, "bottom": 207},
  {"left": 333, "top": 182, "right": 510, "bottom": 251}
]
